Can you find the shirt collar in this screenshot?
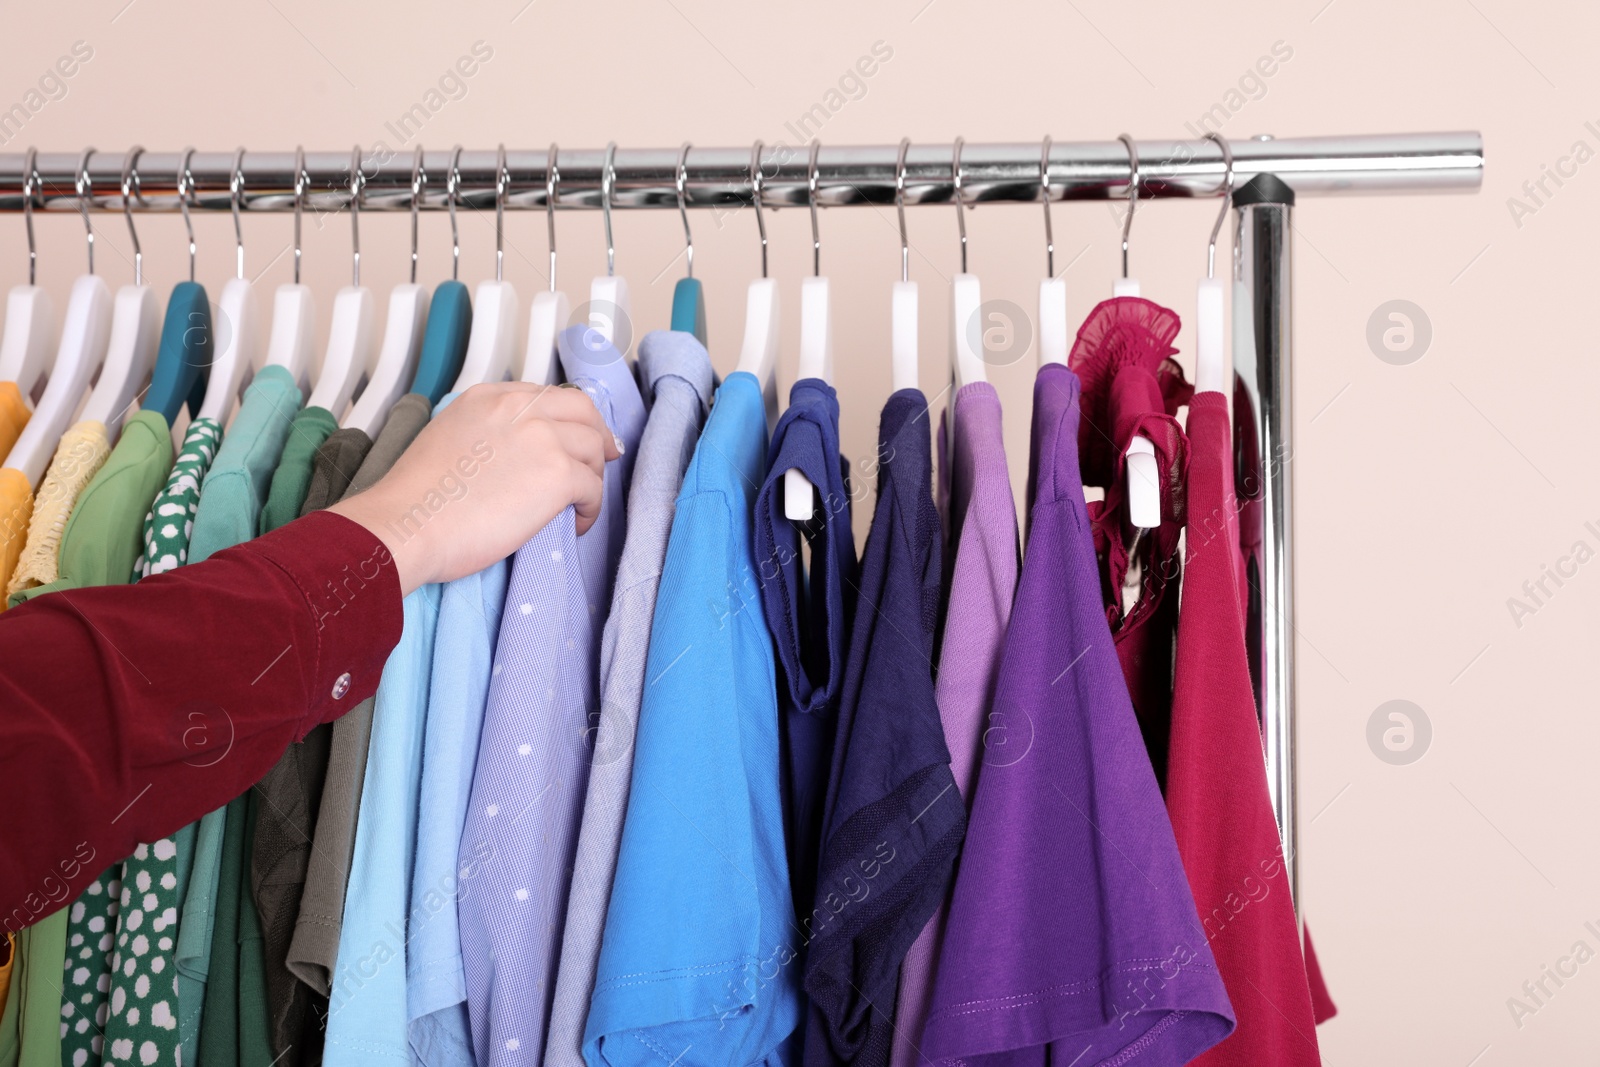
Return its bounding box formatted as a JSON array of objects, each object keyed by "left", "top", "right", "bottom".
[{"left": 637, "top": 329, "right": 715, "bottom": 413}]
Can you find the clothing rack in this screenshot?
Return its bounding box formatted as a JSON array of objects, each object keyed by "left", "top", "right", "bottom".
[{"left": 0, "top": 132, "right": 1486, "bottom": 919}]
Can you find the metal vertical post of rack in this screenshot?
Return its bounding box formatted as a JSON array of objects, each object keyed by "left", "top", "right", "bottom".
[
  {"left": 0, "top": 134, "right": 1485, "bottom": 918},
  {"left": 1232, "top": 173, "right": 1300, "bottom": 909}
]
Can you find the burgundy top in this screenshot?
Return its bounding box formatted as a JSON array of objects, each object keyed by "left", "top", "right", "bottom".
[
  {"left": 1070, "top": 297, "right": 1192, "bottom": 786},
  {"left": 0, "top": 510, "right": 403, "bottom": 927},
  {"left": 1167, "top": 392, "right": 1322, "bottom": 1066}
]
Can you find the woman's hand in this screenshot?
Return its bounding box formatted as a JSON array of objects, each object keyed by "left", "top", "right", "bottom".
[{"left": 329, "top": 382, "right": 620, "bottom": 594}]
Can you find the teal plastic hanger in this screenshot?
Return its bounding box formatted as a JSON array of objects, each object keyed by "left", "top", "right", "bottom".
[
  {"left": 668, "top": 144, "right": 707, "bottom": 344},
  {"left": 410, "top": 279, "right": 471, "bottom": 404},
  {"left": 670, "top": 277, "right": 705, "bottom": 342},
  {"left": 143, "top": 281, "right": 212, "bottom": 424}
]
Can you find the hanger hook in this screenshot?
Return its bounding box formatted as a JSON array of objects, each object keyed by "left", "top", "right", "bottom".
[
  {"left": 749, "top": 141, "right": 768, "bottom": 280},
  {"left": 1041, "top": 135, "right": 1055, "bottom": 279},
  {"left": 77, "top": 147, "right": 96, "bottom": 276},
  {"left": 1204, "top": 132, "right": 1234, "bottom": 280},
  {"left": 952, "top": 136, "right": 967, "bottom": 274},
  {"left": 675, "top": 142, "right": 693, "bottom": 280},
  {"left": 545, "top": 143, "right": 559, "bottom": 293},
  {"left": 1232, "top": 195, "right": 1244, "bottom": 282},
  {"left": 447, "top": 145, "right": 463, "bottom": 281},
  {"left": 808, "top": 140, "right": 823, "bottom": 277},
  {"left": 895, "top": 138, "right": 911, "bottom": 284},
  {"left": 410, "top": 145, "right": 426, "bottom": 285},
  {"left": 121, "top": 145, "right": 145, "bottom": 287},
  {"left": 495, "top": 143, "right": 509, "bottom": 284},
  {"left": 1117, "top": 133, "right": 1138, "bottom": 280},
  {"left": 178, "top": 146, "right": 197, "bottom": 283},
  {"left": 350, "top": 145, "right": 365, "bottom": 288},
  {"left": 22, "top": 147, "right": 40, "bottom": 287},
  {"left": 230, "top": 147, "right": 246, "bottom": 281},
  {"left": 602, "top": 141, "right": 618, "bottom": 278},
  {"left": 293, "top": 145, "right": 306, "bottom": 285}
]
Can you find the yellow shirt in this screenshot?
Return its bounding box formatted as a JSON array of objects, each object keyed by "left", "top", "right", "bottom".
[
  {"left": 0, "top": 382, "right": 29, "bottom": 460},
  {"left": 0, "top": 468, "right": 32, "bottom": 601},
  {"left": 0, "top": 933, "right": 13, "bottom": 1021},
  {"left": 6, "top": 421, "right": 111, "bottom": 599}
]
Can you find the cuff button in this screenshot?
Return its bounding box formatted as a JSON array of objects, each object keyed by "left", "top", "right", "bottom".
[{"left": 331, "top": 672, "right": 352, "bottom": 699}]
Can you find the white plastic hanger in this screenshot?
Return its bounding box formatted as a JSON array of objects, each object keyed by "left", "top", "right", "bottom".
[
  {"left": 5, "top": 149, "right": 111, "bottom": 484},
  {"left": 0, "top": 149, "right": 54, "bottom": 401},
  {"left": 1196, "top": 133, "right": 1234, "bottom": 396},
  {"left": 82, "top": 148, "right": 161, "bottom": 436},
  {"left": 786, "top": 143, "right": 834, "bottom": 521},
  {"left": 524, "top": 143, "right": 569, "bottom": 386},
  {"left": 948, "top": 138, "right": 986, "bottom": 393},
  {"left": 307, "top": 147, "right": 377, "bottom": 418},
  {"left": 735, "top": 142, "right": 780, "bottom": 421},
  {"left": 263, "top": 146, "right": 315, "bottom": 394},
  {"left": 452, "top": 145, "right": 518, "bottom": 391},
  {"left": 588, "top": 142, "right": 631, "bottom": 358},
  {"left": 1113, "top": 133, "right": 1159, "bottom": 530},
  {"left": 349, "top": 145, "right": 431, "bottom": 434},
  {"left": 1038, "top": 136, "right": 1069, "bottom": 368},
  {"left": 891, "top": 138, "right": 920, "bottom": 391},
  {"left": 198, "top": 149, "right": 259, "bottom": 425}
]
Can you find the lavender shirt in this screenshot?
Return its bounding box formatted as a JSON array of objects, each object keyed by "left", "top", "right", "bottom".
[
  {"left": 458, "top": 326, "right": 646, "bottom": 1066},
  {"left": 922, "top": 364, "right": 1233, "bottom": 1067},
  {"left": 890, "top": 382, "right": 1019, "bottom": 1067},
  {"left": 544, "top": 331, "right": 714, "bottom": 1067}
]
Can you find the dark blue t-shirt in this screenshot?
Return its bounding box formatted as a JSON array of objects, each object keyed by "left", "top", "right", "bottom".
[
  {"left": 801, "top": 388, "right": 967, "bottom": 1067},
  {"left": 754, "top": 378, "right": 858, "bottom": 934}
]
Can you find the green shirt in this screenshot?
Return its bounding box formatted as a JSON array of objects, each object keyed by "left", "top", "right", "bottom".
[
  {"left": 11, "top": 919, "right": 65, "bottom": 1067},
  {"left": 258, "top": 406, "right": 338, "bottom": 536},
  {"left": 180, "top": 365, "right": 303, "bottom": 1063},
  {"left": 197, "top": 793, "right": 249, "bottom": 1067}
]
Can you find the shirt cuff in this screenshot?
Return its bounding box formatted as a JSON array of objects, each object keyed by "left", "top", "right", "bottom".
[{"left": 244, "top": 509, "right": 404, "bottom": 732}]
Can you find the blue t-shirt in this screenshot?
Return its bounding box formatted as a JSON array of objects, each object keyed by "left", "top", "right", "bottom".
[
  {"left": 801, "top": 389, "right": 966, "bottom": 1067},
  {"left": 752, "top": 378, "right": 857, "bottom": 928},
  {"left": 586, "top": 370, "right": 802, "bottom": 1067}
]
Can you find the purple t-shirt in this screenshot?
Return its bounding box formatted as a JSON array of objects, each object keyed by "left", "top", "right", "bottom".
[
  {"left": 923, "top": 364, "right": 1234, "bottom": 1067},
  {"left": 891, "top": 382, "right": 1020, "bottom": 1067}
]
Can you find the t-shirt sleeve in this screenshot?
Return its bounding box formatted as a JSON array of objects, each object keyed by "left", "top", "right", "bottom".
[{"left": 0, "top": 510, "right": 404, "bottom": 928}]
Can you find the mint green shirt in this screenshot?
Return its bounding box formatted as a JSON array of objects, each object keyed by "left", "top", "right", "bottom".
[{"left": 179, "top": 365, "right": 303, "bottom": 1062}]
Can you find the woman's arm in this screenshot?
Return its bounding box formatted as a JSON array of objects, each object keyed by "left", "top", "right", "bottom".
[{"left": 0, "top": 381, "right": 618, "bottom": 926}]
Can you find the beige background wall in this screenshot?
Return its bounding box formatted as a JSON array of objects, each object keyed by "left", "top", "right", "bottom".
[{"left": 1, "top": 0, "right": 1590, "bottom": 1061}]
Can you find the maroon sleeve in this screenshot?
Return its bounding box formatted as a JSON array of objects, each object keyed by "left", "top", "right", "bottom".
[{"left": 0, "top": 510, "right": 403, "bottom": 929}]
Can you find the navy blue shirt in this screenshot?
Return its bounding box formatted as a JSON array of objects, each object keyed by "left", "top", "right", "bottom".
[
  {"left": 754, "top": 378, "right": 858, "bottom": 935},
  {"left": 801, "top": 389, "right": 967, "bottom": 1067}
]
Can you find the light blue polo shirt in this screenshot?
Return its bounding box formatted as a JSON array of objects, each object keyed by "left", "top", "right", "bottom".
[
  {"left": 584, "top": 370, "right": 802, "bottom": 1067},
  {"left": 407, "top": 554, "right": 510, "bottom": 1065},
  {"left": 322, "top": 396, "right": 451, "bottom": 1066}
]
